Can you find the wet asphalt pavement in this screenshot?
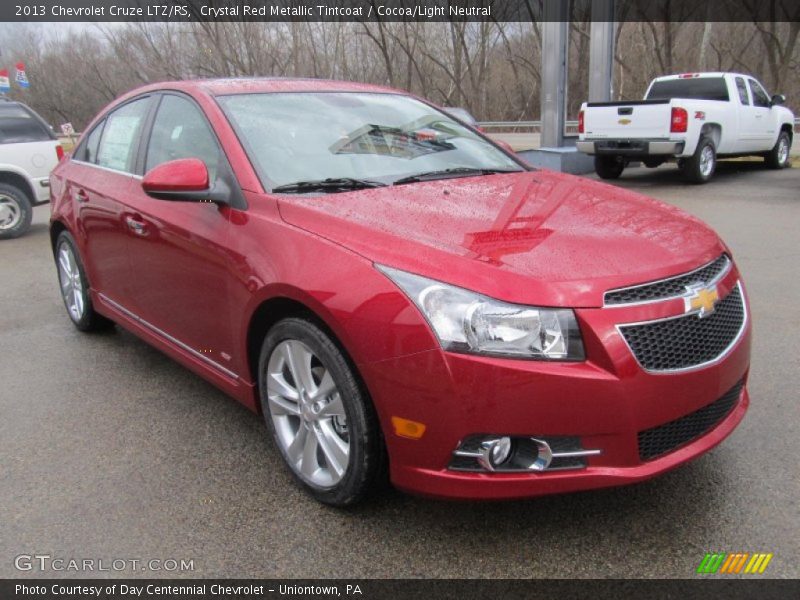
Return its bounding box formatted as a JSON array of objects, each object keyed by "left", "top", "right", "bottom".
[{"left": 1, "top": 160, "right": 798, "bottom": 579}]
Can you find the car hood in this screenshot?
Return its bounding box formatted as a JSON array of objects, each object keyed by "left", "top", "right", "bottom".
[{"left": 277, "top": 170, "right": 726, "bottom": 307}]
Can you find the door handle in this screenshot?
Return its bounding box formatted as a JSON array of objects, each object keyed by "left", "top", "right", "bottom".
[
  {"left": 125, "top": 215, "right": 147, "bottom": 236},
  {"left": 74, "top": 189, "right": 89, "bottom": 203}
]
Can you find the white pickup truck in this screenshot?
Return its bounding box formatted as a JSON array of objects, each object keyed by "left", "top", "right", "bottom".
[{"left": 577, "top": 72, "right": 794, "bottom": 183}]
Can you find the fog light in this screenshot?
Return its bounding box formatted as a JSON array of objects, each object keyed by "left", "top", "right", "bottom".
[{"left": 478, "top": 436, "right": 512, "bottom": 471}]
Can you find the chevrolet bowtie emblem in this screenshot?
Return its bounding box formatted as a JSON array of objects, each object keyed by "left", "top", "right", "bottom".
[{"left": 684, "top": 283, "right": 719, "bottom": 318}]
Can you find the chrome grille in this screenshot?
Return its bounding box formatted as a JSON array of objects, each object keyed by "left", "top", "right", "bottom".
[
  {"left": 619, "top": 283, "right": 746, "bottom": 372},
  {"left": 638, "top": 380, "right": 743, "bottom": 460},
  {"left": 604, "top": 255, "right": 730, "bottom": 306}
]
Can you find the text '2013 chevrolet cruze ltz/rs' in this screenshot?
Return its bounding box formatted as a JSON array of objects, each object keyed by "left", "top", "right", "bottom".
[{"left": 50, "top": 79, "right": 751, "bottom": 506}]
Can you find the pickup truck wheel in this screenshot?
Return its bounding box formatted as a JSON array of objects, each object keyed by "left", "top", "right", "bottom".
[
  {"left": 682, "top": 137, "right": 716, "bottom": 184},
  {"left": 258, "top": 318, "right": 385, "bottom": 507},
  {"left": 55, "top": 231, "right": 114, "bottom": 332},
  {"left": 765, "top": 131, "right": 791, "bottom": 169},
  {"left": 594, "top": 156, "right": 625, "bottom": 179},
  {"left": 0, "top": 183, "right": 33, "bottom": 240}
]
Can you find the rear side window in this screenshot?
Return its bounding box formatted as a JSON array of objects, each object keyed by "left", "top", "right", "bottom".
[
  {"left": 144, "top": 95, "right": 221, "bottom": 181},
  {"left": 80, "top": 120, "right": 105, "bottom": 164},
  {"left": 735, "top": 77, "right": 749, "bottom": 105},
  {"left": 646, "top": 78, "right": 730, "bottom": 102},
  {"left": 96, "top": 97, "right": 151, "bottom": 173},
  {"left": 748, "top": 79, "right": 770, "bottom": 108},
  {"left": 0, "top": 104, "right": 53, "bottom": 143}
]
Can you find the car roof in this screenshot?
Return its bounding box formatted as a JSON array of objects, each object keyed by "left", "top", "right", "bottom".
[
  {"left": 128, "top": 77, "right": 403, "bottom": 98},
  {"left": 652, "top": 72, "right": 749, "bottom": 82}
]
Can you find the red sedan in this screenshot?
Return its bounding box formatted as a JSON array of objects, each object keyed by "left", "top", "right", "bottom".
[{"left": 49, "top": 79, "right": 750, "bottom": 506}]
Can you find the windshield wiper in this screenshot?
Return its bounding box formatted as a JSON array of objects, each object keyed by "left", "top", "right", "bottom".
[
  {"left": 271, "top": 177, "right": 387, "bottom": 194},
  {"left": 393, "top": 167, "right": 522, "bottom": 185}
]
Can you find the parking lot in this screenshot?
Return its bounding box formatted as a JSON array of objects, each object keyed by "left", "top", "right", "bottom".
[{"left": 1, "top": 160, "right": 798, "bottom": 579}]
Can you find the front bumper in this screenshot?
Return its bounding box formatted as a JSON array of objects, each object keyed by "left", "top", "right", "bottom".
[
  {"left": 361, "top": 269, "right": 751, "bottom": 500},
  {"left": 577, "top": 139, "right": 685, "bottom": 156}
]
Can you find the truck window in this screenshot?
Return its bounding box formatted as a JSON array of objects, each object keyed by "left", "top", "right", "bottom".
[
  {"left": 0, "top": 103, "right": 54, "bottom": 143},
  {"left": 646, "top": 78, "right": 730, "bottom": 102},
  {"left": 748, "top": 79, "right": 770, "bottom": 108},
  {"left": 735, "top": 77, "right": 749, "bottom": 105}
]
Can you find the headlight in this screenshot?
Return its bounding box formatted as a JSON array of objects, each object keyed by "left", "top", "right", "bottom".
[{"left": 377, "top": 265, "right": 585, "bottom": 360}]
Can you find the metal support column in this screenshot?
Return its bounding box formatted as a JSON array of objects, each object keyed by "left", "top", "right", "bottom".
[
  {"left": 540, "top": 0, "right": 569, "bottom": 149},
  {"left": 588, "top": 0, "right": 615, "bottom": 102}
]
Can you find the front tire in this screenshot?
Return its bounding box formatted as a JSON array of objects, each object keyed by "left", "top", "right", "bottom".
[
  {"left": 682, "top": 136, "right": 716, "bottom": 184},
  {"left": 594, "top": 155, "right": 625, "bottom": 179},
  {"left": 0, "top": 183, "right": 33, "bottom": 240},
  {"left": 258, "top": 318, "right": 384, "bottom": 506},
  {"left": 765, "top": 131, "right": 791, "bottom": 169},
  {"left": 55, "top": 231, "right": 114, "bottom": 332}
]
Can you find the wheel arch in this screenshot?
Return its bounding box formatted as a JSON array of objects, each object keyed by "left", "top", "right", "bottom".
[
  {"left": 0, "top": 169, "right": 36, "bottom": 205},
  {"left": 780, "top": 122, "right": 793, "bottom": 141},
  {"left": 701, "top": 123, "right": 722, "bottom": 148},
  {"left": 244, "top": 292, "right": 373, "bottom": 416},
  {"left": 49, "top": 219, "right": 69, "bottom": 255}
]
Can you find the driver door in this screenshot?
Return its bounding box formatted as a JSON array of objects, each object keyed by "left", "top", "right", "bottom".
[{"left": 123, "top": 93, "right": 240, "bottom": 378}]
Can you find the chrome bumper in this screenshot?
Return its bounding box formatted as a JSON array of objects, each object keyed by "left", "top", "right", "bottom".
[{"left": 577, "top": 140, "right": 685, "bottom": 156}]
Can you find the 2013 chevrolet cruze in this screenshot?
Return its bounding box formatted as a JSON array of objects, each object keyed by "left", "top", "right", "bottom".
[{"left": 50, "top": 79, "right": 751, "bottom": 506}]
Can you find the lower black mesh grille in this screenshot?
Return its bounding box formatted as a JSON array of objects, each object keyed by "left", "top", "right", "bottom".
[
  {"left": 638, "top": 380, "right": 743, "bottom": 461},
  {"left": 619, "top": 284, "right": 745, "bottom": 372}
]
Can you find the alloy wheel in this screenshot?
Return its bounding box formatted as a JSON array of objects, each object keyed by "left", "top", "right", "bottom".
[
  {"left": 57, "top": 242, "right": 86, "bottom": 321},
  {"left": 0, "top": 195, "right": 21, "bottom": 231},
  {"left": 699, "top": 145, "right": 715, "bottom": 177},
  {"left": 266, "top": 339, "right": 350, "bottom": 488},
  {"left": 778, "top": 137, "right": 789, "bottom": 165}
]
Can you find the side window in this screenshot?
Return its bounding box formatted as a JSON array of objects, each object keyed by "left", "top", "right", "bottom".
[
  {"left": 145, "top": 95, "right": 221, "bottom": 181},
  {"left": 81, "top": 120, "right": 105, "bottom": 163},
  {"left": 748, "top": 79, "right": 770, "bottom": 108},
  {"left": 735, "top": 77, "right": 749, "bottom": 106},
  {"left": 96, "top": 97, "right": 151, "bottom": 173},
  {"left": 0, "top": 104, "right": 53, "bottom": 143}
]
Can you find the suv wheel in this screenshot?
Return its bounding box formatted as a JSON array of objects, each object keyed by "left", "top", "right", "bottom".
[
  {"left": 258, "top": 318, "right": 384, "bottom": 506},
  {"left": 0, "top": 183, "right": 33, "bottom": 240},
  {"left": 765, "top": 131, "right": 791, "bottom": 169},
  {"left": 682, "top": 136, "right": 716, "bottom": 184},
  {"left": 55, "top": 231, "right": 114, "bottom": 332},
  {"left": 594, "top": 156, "right": 625, "bottom": 179}
]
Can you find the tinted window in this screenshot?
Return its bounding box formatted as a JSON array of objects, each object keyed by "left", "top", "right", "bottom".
[
  {"left": 81, "top": 121, "right": 105, "bottom": 163},
  {"left": 735, "top": 77, "right": 749, "bottom": 105},
  {"left": 646, "top": 78, "right": 730, "bottom": 101},
  {"left": 145, "top": 95, "right": 221, "bottom": 180},
  {"left": 96, "top": 97, "right": 151, "bottom": 173},
  {"left": 0, "top": 103, "right": 53, "bottom": 143},
  {"left": 748, "top": 79, "right": 770, "bottom": 108}
]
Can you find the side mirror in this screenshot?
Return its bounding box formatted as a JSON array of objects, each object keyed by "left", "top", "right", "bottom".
[
  {"left": 494, "top": 139, "right": 516, "bottom": 154},
  {"left": 771, "top": 94, "right": 786, "bottom": 106},
  {"left": 142, "top": 158, "right": 229, "bottom": 205}
]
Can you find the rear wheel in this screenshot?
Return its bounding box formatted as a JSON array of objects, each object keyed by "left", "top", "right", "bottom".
[
  {"left": 0, "top": 183, "right": 33, "bottom": 240},
  {"left": 765, "top": 131, "right": 791, "bottom": 169},
  {"left": 682, "top": 136, "right": 716, "bottom": 184},
  {"left": 594, "top": 155, "right": 625, "bottom": 179},
  {"left": 55, "top": 231, "right": 114, "bottom": 332},
  {"left": 258, "top": 318, "right": 384, "bottom": 506}
]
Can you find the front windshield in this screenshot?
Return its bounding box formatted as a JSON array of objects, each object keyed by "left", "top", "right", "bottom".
[{"left": 217, "top": 92, "right": 522, "bottom": 189}]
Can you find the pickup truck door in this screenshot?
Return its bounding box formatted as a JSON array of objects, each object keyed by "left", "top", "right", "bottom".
[{"left": 740, "top": 79, "right": 776, "bottom": 151}]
